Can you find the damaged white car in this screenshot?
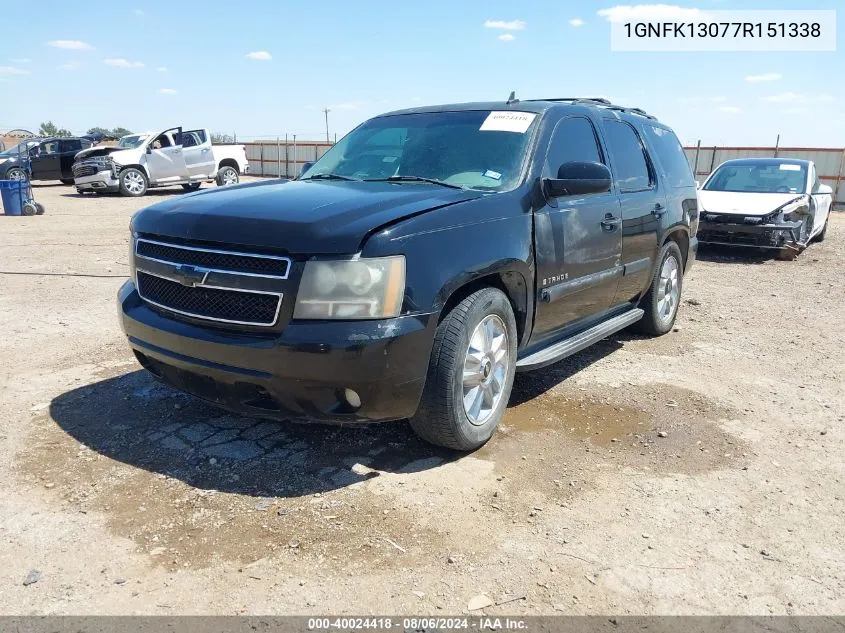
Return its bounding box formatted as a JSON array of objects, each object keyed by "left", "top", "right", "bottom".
[
  {"left": 72, "top": 127, "right": 248, "bottom": 197},
  {"left": 697, "top": 158, "right": 833, "bottom": 260}
]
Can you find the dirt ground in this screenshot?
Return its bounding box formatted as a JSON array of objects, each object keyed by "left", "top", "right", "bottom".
[{"left": 0, "top": 181, "right": 842, "bottom": 616}]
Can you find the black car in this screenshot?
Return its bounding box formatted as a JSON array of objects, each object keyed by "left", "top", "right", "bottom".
[
  {"left": 119, "top": 97, "right": 698, "bottom": 450},
  {"left": 0, "top": 134, "right": 101, "bottom": 184}
]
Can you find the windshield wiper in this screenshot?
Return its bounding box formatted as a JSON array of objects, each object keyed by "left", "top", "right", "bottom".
[
  {"left": 366, "top": 175, "right": 465, "bottom": 189},
  {"left": 302, "top": 173, "right": 361, "bottom": 181}
]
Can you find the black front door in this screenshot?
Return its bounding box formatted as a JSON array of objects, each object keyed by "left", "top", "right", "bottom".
[
  {"left": 532, "top": 116, "right": 623, "bottom": 344},
  {"left": 58, "top": 139, "right": 84, "bottom": 179},
  {"left": 30, "top": 140, "right": 62, "bottom": 180}
]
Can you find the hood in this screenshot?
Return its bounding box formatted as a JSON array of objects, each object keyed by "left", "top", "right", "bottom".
[
  {"left": 131, "top": 179, "right": 483, "bottom": 254},
  {"left": 75, "top": 146, "right": 140, "bottom": 162},
  {"left": 698, "top": 190, "right": 804, "bottom": 216}
]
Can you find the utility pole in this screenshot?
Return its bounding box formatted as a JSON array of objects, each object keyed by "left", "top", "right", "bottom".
[{"left": 323, "top": 108, "right": 330, "bottom": 143}]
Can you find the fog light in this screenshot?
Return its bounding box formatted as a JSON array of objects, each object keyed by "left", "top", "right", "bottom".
[{"left": 344, "top": 388, "right": 361, "bottom": 409}]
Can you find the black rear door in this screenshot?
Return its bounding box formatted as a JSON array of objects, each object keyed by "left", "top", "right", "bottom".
[
  {"left": 531, "top": 116, "right": 623, "bottom": 343},
  {"left": 600, "top": 119, "right": 664, "bottom": 305},
  {"left": 59, "top": 139, "right": 84, "bottom": 179}
]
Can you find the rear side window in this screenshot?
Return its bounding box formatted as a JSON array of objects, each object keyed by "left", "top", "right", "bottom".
[
  {"left": 643, "top": 125, "right": 695, "bottom": 188},
  {"left": 602, "top": 120, "right": 652, "bottom": 192},
  {"left": 545, "top": 117, "right": 604, "bottom": 175},
  {"left": 60, "top": 139, "right": 82, "bottom": 153}
]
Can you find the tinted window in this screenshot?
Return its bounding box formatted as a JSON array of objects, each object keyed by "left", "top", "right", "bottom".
[
  {"left": 60, "top": 139, "right": 82, "bottom": 153},
  {"left": 545, "top": 117, "right": 603, "bottom": 175},
  {"left": 603, "top": 120, "right": 652, "bottom": 192},
  {"left": 643, "top": 125, "right": 694, "bottom": 188}
]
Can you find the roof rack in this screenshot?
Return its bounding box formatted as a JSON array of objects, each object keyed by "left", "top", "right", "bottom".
[{"left": 526, "top": 97, "right": 656, "bottom": 120}]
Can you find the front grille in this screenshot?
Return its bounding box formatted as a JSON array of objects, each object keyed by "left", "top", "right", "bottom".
[
  {"left": 136, "top": 239, "right": 289, "bottom": 277},
  {"left": 136, "top": 271, "right": 281, "bottom": 326},
  {"left": 702, "top": 213, "right": 766, "bottom": 225},
  {"left": 72, "top": 163, "right": 101, "bottom": 178}
]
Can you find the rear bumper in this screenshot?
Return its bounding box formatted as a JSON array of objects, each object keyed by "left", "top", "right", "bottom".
[
  {"left": 118, "top": 281, "right": 436, "bottom": 423},
  {"left": 698, "top": 218, "right": 804, "bottom": 250}
]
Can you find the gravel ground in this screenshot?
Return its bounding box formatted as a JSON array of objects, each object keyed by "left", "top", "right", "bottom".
[{"left": 0, "top": 181, "right": 843, "bottom": 615}]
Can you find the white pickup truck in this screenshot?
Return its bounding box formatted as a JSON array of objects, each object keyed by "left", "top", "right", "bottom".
[{"left": 72, "top": 127, "right": 249, "bottom": 196}]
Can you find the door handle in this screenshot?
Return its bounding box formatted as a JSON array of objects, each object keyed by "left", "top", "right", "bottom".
[
  {"left": 601, "top": 215, "right": 621, "bottom": 231},
  {"left": 653, "top": 203, "right": 666, "bottom": 216}
]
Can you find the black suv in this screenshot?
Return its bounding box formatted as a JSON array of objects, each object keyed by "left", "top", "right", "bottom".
[
  {"left": 119, "top": 97, "right": 698, "bottom": 450},
  {"left": 0, "top": 135, "right": 100, "bottom": 184}
]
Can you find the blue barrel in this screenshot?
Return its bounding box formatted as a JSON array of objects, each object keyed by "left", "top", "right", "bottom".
[{"left": 0, "top": 180, "right": 26, "bottom": 216}]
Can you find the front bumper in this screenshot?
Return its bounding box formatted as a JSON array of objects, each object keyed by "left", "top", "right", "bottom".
[
  {"left": 74, "top": 170, "right": 119, "bottom": 192},
  {"left": 697, "top": 217, "right": 804, "bottom": 250},
  {"left": 118, "top": 281, "right": 436, "bottom": 423}
]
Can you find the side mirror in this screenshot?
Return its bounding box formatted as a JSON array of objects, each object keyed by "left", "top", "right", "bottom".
[
  {"left": 544, "top": 161, "right": 612, "bottom": 198},
  {"left": 818, "top": 184, "right": 833, "bottom": 195},
  {"left": 299, "top": 162, "right": 314, "bottom": 178},
  {"left": 146, "top": 146, "right": 152, "bottom": 155}
]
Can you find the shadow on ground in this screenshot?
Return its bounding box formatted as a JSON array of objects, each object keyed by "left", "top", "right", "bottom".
[
  {"left": 49, "top": 370, "right": 457, "bottom": 499},
  {"left": 696, "top": 244, "right": 781, "bottom": 264},
  {"left": 60, "top": 187, "right": 202, "bottom": 200}
]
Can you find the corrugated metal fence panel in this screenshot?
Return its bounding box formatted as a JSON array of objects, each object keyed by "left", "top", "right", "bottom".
[
  {"left": 684, "top": 146, "right": 845, "bottom": 205},
  {"left": 243, "top": 141, "right": 334, "bottom": 178}
]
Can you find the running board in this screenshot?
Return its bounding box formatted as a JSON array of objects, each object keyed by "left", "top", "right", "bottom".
[{"left": 516, "top": 308, "right": 644, "bottom": 372}]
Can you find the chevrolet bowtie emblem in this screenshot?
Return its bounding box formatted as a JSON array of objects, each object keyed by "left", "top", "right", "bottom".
[{"left": 172, "top": 264, "right": 208, "bottom": 287}]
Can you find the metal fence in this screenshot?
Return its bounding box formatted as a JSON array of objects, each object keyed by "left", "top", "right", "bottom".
[
  {"left": 243, "top": 140, "right": 334, "bottom": 179},
  {"left": 684, "top": 144, "right": 845, "bottom": 205}
]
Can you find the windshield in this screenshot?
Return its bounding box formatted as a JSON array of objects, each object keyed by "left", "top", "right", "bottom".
[
  {"left": 0, "top": 140, "right": 40, "bottom": 156},
  {"left": 118, "top": 135, "right": 148, "bottom": 149},
  {"left": 301, "top": 110, "right": 539, "bottom": 191},
  {"left": 704, "top": 162, "right": 807, "bottom": 194}
]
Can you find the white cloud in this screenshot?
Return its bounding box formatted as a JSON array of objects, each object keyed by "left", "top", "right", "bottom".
[
  {"left": 719, "top": 106, "right": 742, "bottom": 114},
  {"left": 597, "top": 4, "right": 703, "bottom": 23},
  {"left": 569, "top": 18, "right": 586, "bottom": 27},
  {"left": 156, "top": 66, "right": 168, "bottom": 72},
  {"left": 104, "top": 58, "right": 144, "bottom": 68},
  {"left": 246, "top": 51, "right": 272, "bottom": 60},
  {"left": 745, "top": 72, "right": 782, "bottom": 83},
  {"left": 329, "top": 100, "right": 366, "bottom": 110},
  {"left": 498, "top": 33, "right": 516, "bottom": 41},
  {"left": 709, "top": 96, "right": 727, "bottom": 102},
  {"left": 0, "top": 66, "right": 30, "bottom": 75},
  {"left": 10, "top": 57, "right": 32, "bottom": 63},
  {"left": 762, "top": 92, "right": 835, "bottom": 104},
  {"left": 159, "top": 88, "right": 177, "bottom": 95},
  {"left": 484, "top": 19, "right": 526, "bottom": 30},
  {"left": 48, "top": 40, "right": 94, "bottom": 51},
  {"left": 782, "top": 107, "right": 809, "bottom": 116},
  {"left": 57, "top": 61, "right": 84, "bottom": 71},
  {"left": 133, "top": 8, "right": 144, "bottom": 15}
]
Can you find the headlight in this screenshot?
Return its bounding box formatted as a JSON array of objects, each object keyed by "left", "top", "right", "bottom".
[{"left": 293, "top": 256, "right": 405, "bottom": 320}]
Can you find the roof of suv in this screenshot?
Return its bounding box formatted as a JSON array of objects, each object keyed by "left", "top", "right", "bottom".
[{"left": 380, "top": 98, "right": 658, "bottom": 122}]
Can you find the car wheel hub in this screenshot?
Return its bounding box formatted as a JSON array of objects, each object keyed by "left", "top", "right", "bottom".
[
  {"left": 462, "top": 315, "right": 508, "bottom": 426},
  {"left": 656, "top": 256, "right": 680, "bottom": 324}
]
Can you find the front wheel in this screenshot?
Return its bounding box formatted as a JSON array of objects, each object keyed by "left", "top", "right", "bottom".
[
  {"left": 634, "top": 241, "right": 684, "bottom": 336},
  {"left": 7, "top": 167, "right": 27, "bottom": 181},
  {"left": 119, "top": 168, "right": 148, "bottom": 197},
  {"left": 216, "top": 166, "right": 239, "bottom": 186},
  {"left": 410, "top": 287, "right": 517, "bottom": 451}
]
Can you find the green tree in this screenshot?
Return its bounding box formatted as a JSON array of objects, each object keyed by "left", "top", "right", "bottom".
[
  {"left": 111, "top": 127, "right": 133, "bottom": 138},
  {"left": 87, "top": 126, "right": 112, "bottom": 137},
  {"left": 211, "top": 132, "right": 234, "bottom": 144},
  {"left": 38, "top": 121, "right": 72, "bottom": 137}
]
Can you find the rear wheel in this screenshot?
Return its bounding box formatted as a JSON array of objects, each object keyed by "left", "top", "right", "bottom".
[
  {"left": 216, "top": 166, "right": 239, "bottom": 186},
  {"left": 21, "top": 202, "right": 37, "bottom": 216},
  {"left": 181, "top": 183, "right": 202, "bottom": 191},
  {"left": 410, "top": 287, "right": 517, "bottom": 451},
  {"left": 634, "top": 241, "right": 683, "bottom": 336},
  {"left": 7, "top": 167, "right": 27, "bottom": 181},
  {"left": 119, "top": 168, "right": 148, "bottom": 197}
]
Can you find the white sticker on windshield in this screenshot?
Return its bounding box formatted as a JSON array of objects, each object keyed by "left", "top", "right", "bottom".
[
  {"left": 483, "top": 169, "right": 502, "bottom": 180},
  {"left": 779, "top": 164, "right": 801, "bottom": 171},
  {"left": 480, "top": 111, "right": 536, "bottom": 133}
]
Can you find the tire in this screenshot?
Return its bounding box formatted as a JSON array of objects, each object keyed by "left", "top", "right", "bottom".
[
  {"left": 410, "top": 287, "right": 517, "bottom": 451},
  {"left": 775, "top": 248, "right": 799, "bottom": 261},
  {"left": 60, "top": 179, "right": 75, "bottom": 186},
  {"left": 21, "top": 202, "right": 37, "bottom": 216},
  {"left": 216, "top": 166, "right": 239, "bottom": 187},
  {"left": 7, "top": 167, "right": 27, "bottom": 181},
  {"left": 634, "top": 241, "right": 684, "bottom": 336},
  {"left": 119, "top": 168, "right": 148, "bottom": 197},
  {"left": 181, "top": 183, "right": 202, "bottom": 191},
  {"left": 815, "top": 216, "right": 829, "bottom": 242},
  {"left": 34, "top": 202, "right": 45, "bottom": 215}
]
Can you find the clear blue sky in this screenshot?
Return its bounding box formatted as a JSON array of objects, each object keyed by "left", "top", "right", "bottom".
[{"left": 1, "top": 0, "right": 842, "bottom": 146}]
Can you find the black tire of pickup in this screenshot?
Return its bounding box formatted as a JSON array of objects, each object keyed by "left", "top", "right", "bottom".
[
  {"left": 410, "top": 287, "right": 517, "bottom": 451},
  {"left": 118, "top": 168, "right": 148, "bottom": 197},
  {"left": 634, "top": 240, "right": 683, "bottom": 336}
]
